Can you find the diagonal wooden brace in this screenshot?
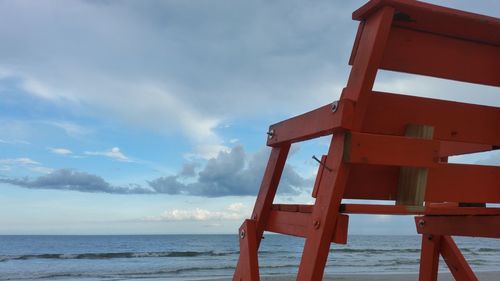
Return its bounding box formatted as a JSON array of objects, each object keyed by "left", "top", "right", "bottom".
[{"left": 440, "top": 236, "right": 478, "bottom": 281}]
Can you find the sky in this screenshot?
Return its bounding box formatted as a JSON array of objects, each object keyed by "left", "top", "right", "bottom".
[{"left": 0, "top": 0, "right": 499, "bottom": 235}]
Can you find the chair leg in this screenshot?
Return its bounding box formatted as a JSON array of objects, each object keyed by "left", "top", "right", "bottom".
[
  {"left": 232, "top": 219, "right": 260, "bottom": 281},
  {"left": 419, "top": 234, "right": 441, "bottom": 281}
]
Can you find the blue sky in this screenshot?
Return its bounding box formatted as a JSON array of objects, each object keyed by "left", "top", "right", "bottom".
[{"left": 0, "top": 0, "right": 499, "bottom": 235}]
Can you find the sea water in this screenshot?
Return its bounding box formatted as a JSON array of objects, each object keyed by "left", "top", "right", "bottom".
[{"left": 0, "top": 235, "right": 499, "bottom": 280}]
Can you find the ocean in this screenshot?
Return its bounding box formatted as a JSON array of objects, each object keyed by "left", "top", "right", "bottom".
[{"left": 0, "top": 234, "right": 499, "bottom": 281}]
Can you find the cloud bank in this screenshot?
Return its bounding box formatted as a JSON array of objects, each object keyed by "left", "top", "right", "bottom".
[{"left": 0, "top": 146, "right": 312, "bottom": 197}]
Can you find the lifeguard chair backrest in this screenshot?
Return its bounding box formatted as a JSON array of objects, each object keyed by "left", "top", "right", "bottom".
[
  {"left": 350, "top": 0, "right": 500, "bottom": 86},
  {"left": 339, "top": 0, "right": 500, "bottom": 204}
]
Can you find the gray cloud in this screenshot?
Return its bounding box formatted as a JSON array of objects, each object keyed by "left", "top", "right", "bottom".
[
  {"left": 0, "top": 169, "right": 152, "bottom": 194},
  {"left": 149, "top": 146, "right": 311, "bottom": 197},
  {"left": 1, "top": 146, "right": 313, "bottom": 197}
]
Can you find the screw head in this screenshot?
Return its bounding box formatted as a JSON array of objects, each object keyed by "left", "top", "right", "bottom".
[
  {"left": 331, "top": 101, "right": 339, "bottom": 112},
  {"left": 267, "top": 129, "right": 275, "bottom": 139},
  {"left": 313, "top": 220, "right": 320, "bottom": 229}
]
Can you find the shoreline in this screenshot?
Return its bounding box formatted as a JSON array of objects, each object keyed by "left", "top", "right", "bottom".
[{"left": 197, "top": 271, "right": 500, "bottom": 281}]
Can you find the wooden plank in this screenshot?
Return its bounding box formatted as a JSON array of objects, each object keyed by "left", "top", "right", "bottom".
[
  {"left": 439, "top": 141, "right": 492, "bottom": 157},
  {"left": 266, "top": 100, "right": 354, "bottom": 147},
  {"left": 426, "top": 163, "right": 500, "bottom": 203},
  {"left": 267, "top": 92, "right": 500, "bottom": 148},
  {"left": 343, "top": 131, "right": 439, "bottom": 167},
  {"left": 396, "top": 125, "right": 434, "bottom": 206},
  {"left": 341, "top": 5, "right": 395, "bottom": 130},
  {"left": 364, "top": 92, "right": 500, "bottom": 146},
  {"left": 343, "top": 163, "right": 500, "bottom": 203},
  {"left": 266, "top": 210, "right": 310, "bottom": 238},
  {"left": 415, "top": 216, "right": 500, "bottom": 238},
  {"left": 266, "top": 210, "right": 348, "bottom": 245},
  {"left": 353, "top": 0, "right": 500, "bottom": 47},
  {"left": 381, "top": 27, "right": 500, "bottom": 86},
  {"left": 340, "top": 204, "right": 500, "bottom": 216},
  {"left": 344, "top": 164, "right": 399, "bottom": 200},
  {"left": 272, "top": 204, "right": 313, "bottom": 213}
]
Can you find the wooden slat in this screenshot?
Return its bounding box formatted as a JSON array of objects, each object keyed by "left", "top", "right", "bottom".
[
  {"left": 353, "top": 0, "right": 500, "bottom": 47},
  {"left": 266, "top": 92, "right": 500, "bottom": 148},
  {"left": 266, "top": 210, "right": 310, "bottom": 238},
  {"left": 415, "top": 216, "right": 500, "bottom": 238},
  {"left": 266, "top": 100, "right": 354, "bottom": 147},
  {"left": 344, "top": 164, "right": 399, "bottom": 200},
  {"left": 380, "top": 27, "right": 500, "bottom": 86},
  {"left": 426, "top": 163, "right": 500, "bottom": 203},
  {"left": 343, "top": 131, "right": 439, "bottom": 167},
  {"left": 363, "top": 92, "right": 500, "bottom": 146},
  {"left": 344, "top": 163, "right": 500, "bottom": 203},
  {"left": 340, "top": 204, "right": 500, "bottom": 216},
  {"left": 266, "top": 210, "right": 348, "bottom": 244},
  {"left": 439, "top": 141, "right": 492, "bottom": 157}
]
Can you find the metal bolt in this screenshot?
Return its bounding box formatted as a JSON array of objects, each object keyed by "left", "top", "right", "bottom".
[
  {"left": 313, "top": 220, "right": 320, "bottom": 229},
  {"left": 240, "top": 230, "right": 246, "bottom": 239},
  {"left": 418, "top": 219, "right": 425, "bottom": 227},
  {"left": 331, "top": 101, "right": 339, "bottom": 112},
  {"left": 267, "top": 129, "right": 275, "bottom": 139}
]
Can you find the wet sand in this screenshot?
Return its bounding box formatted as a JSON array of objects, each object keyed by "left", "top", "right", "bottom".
[{"left": 203, "top": 271, "right": 499, "bottom": 281}]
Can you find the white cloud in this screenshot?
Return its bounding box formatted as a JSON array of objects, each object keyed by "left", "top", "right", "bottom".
[
  {"left": 184, "top": 144, "right": 231, "bottom": 160},
  {"left": 85, "top": 147, "right": 130, "bottom": 162},
  {"left": 49, "top": 148, "right": 72, "bottom": 156},
  {"left": 0, "top": 157, "right": 52, "bottom": 174},
  {"left": 29, "top": 166, "right": 54, "bottom": 174},
  {"left": 145, "top": 204, "right": 249, "bottom": 222},
  {"left": 0, "top": 158, "right": 40, "bottom": 165},
  {"left": 227, "top": 202, "right": 246, "bottom": 212},
  {"left": 0, "top": 138, "right": 30, "bottom": 145}
]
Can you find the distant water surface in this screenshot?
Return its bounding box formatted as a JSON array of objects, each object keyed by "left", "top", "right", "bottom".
[{"left": 0, "top": 235, "right": 499, "bottom": 280}]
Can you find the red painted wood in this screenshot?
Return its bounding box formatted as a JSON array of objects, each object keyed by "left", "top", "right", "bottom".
[
  {"left": 381, "top": 27, "right": 500, "bottom": 86},
  {"left": 343, "top": 163, "right": 500, "bottom": 203},
  {"left": 266, "top": 100, "right": 354, "bottom": 147},
  {"left": 341, "top": 204, "right": 500, "bottom": 215},
  {"left": 353, "top": 0, "right": 500, "bottom": 47},
  {"left": 265, "top": 210, "right": 348, "bottom": 245},
  {"left": 364, "top": 92, "right": 500, "bottom": 146},
  {"left": 344, "top": 132, "right": 440, "bottom": 167},
  {"left": 251, "top": 145, "right": 291, "bottom": 242},
  {"left": 342, "top": 6, "right": 395, "bottom": 130},
  {"left": 418, "top": 234, "right": 441, "bottom": 281},
  {"left": 296, "top": 134, "right": 351, "bottom": 280},
  {"left": 415, "top": 216, "right": 500, "bottom": 238},
  {"left": 233, "top": 220, "right": 260, "bottom": 281},
  {"left": 426, "top": 164, "right": 500, "bottom": 203},
  {"left": 440, "top": 236, "right": 478, "bottom": 281},
  {"left": 233, "top": 145, "right": 290, "bottom": 279}
]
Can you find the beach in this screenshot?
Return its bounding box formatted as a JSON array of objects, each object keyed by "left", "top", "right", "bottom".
[{"left": 205, "top": 272, "right": 500, "bottom": 281}]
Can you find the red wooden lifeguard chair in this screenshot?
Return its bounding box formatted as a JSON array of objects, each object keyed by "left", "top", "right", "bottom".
[{"left": 232, "top": 0, "right": 500, "bottom": 280}]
